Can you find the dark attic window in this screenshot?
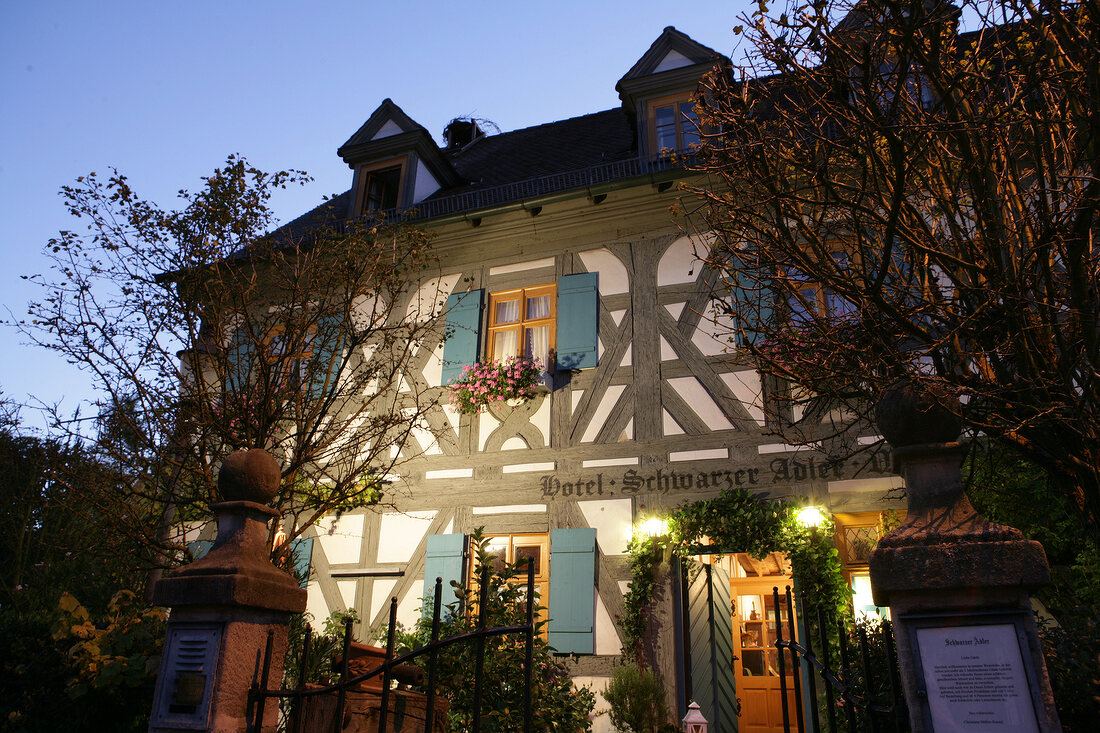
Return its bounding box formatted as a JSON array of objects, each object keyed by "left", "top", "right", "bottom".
[{"left": 361, "top": 163, "right": 403, "bottom": 213}]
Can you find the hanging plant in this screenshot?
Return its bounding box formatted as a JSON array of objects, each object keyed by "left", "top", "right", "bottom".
[{"left": 446, "top": 356, "right": 544, "bottom": 414}]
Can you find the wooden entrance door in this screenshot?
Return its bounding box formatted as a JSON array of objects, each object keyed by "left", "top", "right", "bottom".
[{"left": 730, "top": 556, "right": 798, "bottom": 733}]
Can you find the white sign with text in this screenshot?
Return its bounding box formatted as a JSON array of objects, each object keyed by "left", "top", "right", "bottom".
[{"left": 916, "top": 623, "right": 1038, "bottom": 732}]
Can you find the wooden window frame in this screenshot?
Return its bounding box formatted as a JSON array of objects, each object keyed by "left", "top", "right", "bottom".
[
  {"left": 356, "top": 156, "right": 407, "bottom": 215},
  {"left": 264, "top": 323, "right": 314, "bottom": 390},
  {"left": 782, "top": 248, "right": 856, "bottom": 323},
  {"left": 471, "top": 533, "right": 550, "bottom": 631},
  {"left": 486, "top": 284, "right": 556, "bottom": 368},
  {"left": 646, "top": 91, "right": 701, "bottom": 155}
]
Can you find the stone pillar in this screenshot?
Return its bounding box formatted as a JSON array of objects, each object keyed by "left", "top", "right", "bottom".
[
  {"left": 868, "top": 384, "right": 1061, "bottom": 732},
  {"left": 149, "top": 449, "right": 307, "bottom": 733}
]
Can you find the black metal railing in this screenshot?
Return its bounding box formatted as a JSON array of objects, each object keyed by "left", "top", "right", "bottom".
[
  {"left": 248, "top": 562, "right": 537, "bottom": 733},
  {"left": 772, "top": 586, "right": 908, "bottom": 733}
]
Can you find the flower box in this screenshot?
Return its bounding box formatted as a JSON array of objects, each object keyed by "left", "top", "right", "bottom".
[{"left": 446, "top": 356, "right": 546, "bottom": 414}]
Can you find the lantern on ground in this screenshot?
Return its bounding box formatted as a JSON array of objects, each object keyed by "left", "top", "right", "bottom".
[{"left": 682, "top": 700, "right": 708, "bottom": 733}]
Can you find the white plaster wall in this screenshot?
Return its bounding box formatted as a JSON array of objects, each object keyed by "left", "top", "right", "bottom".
[
  {"left": 654, "top": 48, "right": 691, "bottom": 72},
  {"left": 657, "top": 236, "right": 707, "bottom": 286},
  {"left": 396, "top": 579, "right": 426, "bottom": 629},
  {"left": 578, "top": 499, "right": 633, "bottom": 556},
  {"left": 662, "top": 410, "right": 685, "bottom": 435},
  {"left": 531, "top": 394, "right": 551, "bottom": 444},
  {"left": 421, "top": 340, "right": 445, "bottom": 388},
  {"left": 316, "top": 514, "right": 365, "bottom": 565},
  {"left": 371, "top": 119, "right": 404, "bottom": 139},
  {"left": 573, "top": 676, "right": 613, "bottom": 733},
  {"left": 660, "top": 335, "right": 677, "bottom": 361},
  {"left": 666, "top": 377, "right": 733, "bottom": 431},
  {"left": 594, "top": 595, "right": 622, "bottom": 655},
  {"left": 489, "top": 257, "right": 555, "bottom": 275},
  {"left": 407, "top": 273, "right": 460, "bottom": 322},
  {"left": 472, "top": 504, "right": 547, "bottom": 514},
  {"left": 828, "top": 477, "right": 905, "bottom": 494},
  {"left": 578, "top": 248, "right": 630, "bottom": 295},
  {"left": 478, "top": 412, "right": 501, "bottom": 451},
  {"left": 692, "top": 298, "right": 736, "bottom": 356},
  {"left": 337, "top": 579, "right": 357, "bottom": 609},
  {"left": 581, "top": 385, "right": 627, "bottom": 443},
  {"left": 305, "top": 580, "right": 331, "bottom": 624},
  {"left": 376, "top": 510, "right": 437, "bottom": 563},
  {"left": 720, "top": 370, "right": 766, "bottom": 427},
  {"left": 500, "top": 436, "right": 528, "bottom": 450},
  {"left": 670, "top": 448, "right": 728, "bottom": 462},
  {"left": 370, "top": 578, "right": 398, "bottom": 621},
  {"left": 412, "top": 159, "right": 441, "bottom": 203}
]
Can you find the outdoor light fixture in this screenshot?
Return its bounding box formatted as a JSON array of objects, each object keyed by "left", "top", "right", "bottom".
[
  {"left": 681, "top": 700, "right": 708, "bottom": 732},
  {"left": 636, "top": 517, "right": 670, "bottom": 539},
  {"left": 796, "top": 506, "right": 826, "bottom": 528},
  {"left": 272, "top": 527, "right": 288, "bottom": 549}
]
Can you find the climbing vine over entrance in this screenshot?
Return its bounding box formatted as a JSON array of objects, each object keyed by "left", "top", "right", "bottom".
[{"left": 619, "top": 488, "right": 850, "bottom": 665}]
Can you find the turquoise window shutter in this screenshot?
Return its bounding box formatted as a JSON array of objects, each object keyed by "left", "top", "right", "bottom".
[
  {"left": 549, "top": 528, "right": 596, "bottom": 654},
  {"left": 226, "top": 328, "right": 256, "bottom": 391},
  {"left": 188, "top": 539, "right": 214, "bottom": 560},
  {"left": 729, "top": 252, "right": 772, "bottom": 345},
  {"left": 441, "top": 290, "right": 484, "bottom": 385},
  {"left": 309, "top": 315, "right": 344, "bottom": 399},
  {"left": 289, "top": 537, "right": 314, "bottom": 589},
  {"left": 555, "top": 273, "right": 599, "bottom": 370},
  {"left": 423, "top": 533, "right": 467, "bottom": 614}
]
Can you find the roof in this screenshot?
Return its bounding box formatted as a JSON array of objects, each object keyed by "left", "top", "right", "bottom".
[{"left": 439, "top": 108, "right": 637, "bottom": 194}]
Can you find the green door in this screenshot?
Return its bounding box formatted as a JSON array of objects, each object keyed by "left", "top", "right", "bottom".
[{"left": 685, "top": 562, "right": 737, "bottom": 732}]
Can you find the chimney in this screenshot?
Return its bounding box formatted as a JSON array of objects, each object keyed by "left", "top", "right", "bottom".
[{"left": 444, "top": 118, "right": 484, "bottom": 149}]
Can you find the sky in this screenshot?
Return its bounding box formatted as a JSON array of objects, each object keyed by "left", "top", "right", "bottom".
[{"left": 0, "top": 0, "right": 755, "bottom": 433}]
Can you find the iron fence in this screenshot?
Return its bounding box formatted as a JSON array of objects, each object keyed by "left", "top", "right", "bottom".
[
  {"left": 772, "top": 586, "right": 909, "bottom": 733},
  {"left": 248, "top": 562, "right": 537, "bottom": 733}
]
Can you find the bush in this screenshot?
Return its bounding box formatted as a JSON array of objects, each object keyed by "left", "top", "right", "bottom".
[
  {"left": 602, "top": 663, "right": 672, "bottom": 733},
  {"left": 389, "top": 529, "right": 595, "bottom": 732}
]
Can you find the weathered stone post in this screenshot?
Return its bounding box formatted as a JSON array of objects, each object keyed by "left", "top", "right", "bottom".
[
  {"left": 149, "top": 449, "right": 307, "bottom": 733},
  {"left": 869, "top": 384, "right": 1061, "bottom": 732}
]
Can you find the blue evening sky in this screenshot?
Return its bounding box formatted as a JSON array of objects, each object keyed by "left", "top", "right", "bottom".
[{"left": 1, "top": 1, "right": 753, "bottom": 432}]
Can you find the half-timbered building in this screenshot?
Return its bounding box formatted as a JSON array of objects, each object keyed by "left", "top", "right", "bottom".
[{"left": 280, "top": 26, "right": 904, "bottom": 733}]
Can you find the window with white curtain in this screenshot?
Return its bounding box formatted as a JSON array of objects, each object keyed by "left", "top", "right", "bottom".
[{"left": 487, "top": 284, "right": 555, "bottom": 368}]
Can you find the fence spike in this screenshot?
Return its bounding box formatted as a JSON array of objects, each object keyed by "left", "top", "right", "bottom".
[{"left": 425, "top": 576, "right": 443, "bottom": 733}]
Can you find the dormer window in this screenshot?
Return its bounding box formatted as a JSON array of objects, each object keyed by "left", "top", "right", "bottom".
[
  {"left": 357, "top": 157, "right": 406, "bottom": 214},
  {"left": 649, "top": 92, "right": 700, "bottom": 154}
]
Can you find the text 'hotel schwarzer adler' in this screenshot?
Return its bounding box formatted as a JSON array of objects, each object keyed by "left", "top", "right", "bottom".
[{"left": 270, "top": 26, "right": 903, "bottom": 733}]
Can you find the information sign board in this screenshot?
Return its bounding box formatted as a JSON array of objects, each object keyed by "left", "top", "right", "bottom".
[{"left": 914, "top": 622, "right": 1039, "bottom": 732}]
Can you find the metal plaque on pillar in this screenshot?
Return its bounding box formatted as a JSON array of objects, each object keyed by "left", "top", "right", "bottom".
[
  {"left": 906, "top": 613, "right": 1042, "bottom": 732},
  {"left": 150, "top": 623, "right": 222, "bottom": 730}
]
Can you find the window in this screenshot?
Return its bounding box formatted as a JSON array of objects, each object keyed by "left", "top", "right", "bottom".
[
  {"left": 834, "top": 512, "right": 899, "bottom": 620},
  {"left": 423, "top": 528, "right": 596, "bottom": 654},
  {"left": 357, "top": 157, "right": 405, "bottom": 214},
  {"left": 783, "top": 251, "right": 856, "bottom": 324},
  {"left": 487, "top": 284, "right": 556, "bottom": 368},
  {"left": 266, "top": 325, "right": 312, "bottom": 389},
  {"left": 648, "top": 92, "right": 700, "bottom": 154},
  {"left": 439, "top": 273, "right": 598, "bottom": 385},
  {"left": 472, "top": 533, "right": 550, "bottom": 628}
]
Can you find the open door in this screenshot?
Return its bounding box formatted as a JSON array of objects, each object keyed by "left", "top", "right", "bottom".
[{"left": 729, "top": 553, "right": 798, "bottom": 733}]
